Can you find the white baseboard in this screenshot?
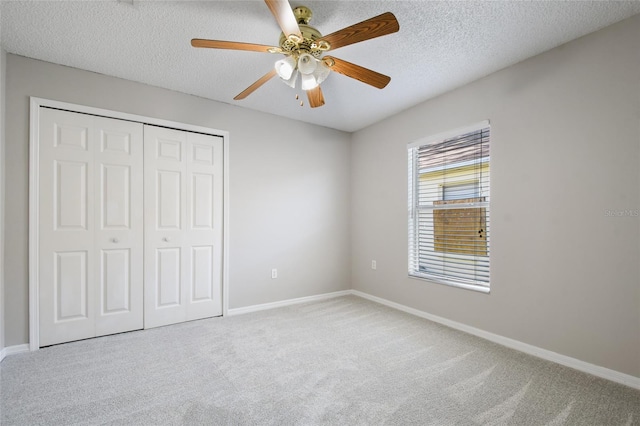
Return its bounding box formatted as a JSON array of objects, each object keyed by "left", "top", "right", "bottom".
[
  {"left": 227, "top": 290, "right": 352, "bottom": 316},
  {"left": 0, "top": 343, "right": 30, "bottom": 362},
  {"left": 351, "top": 290, "right": 640, "bottom": 390}
]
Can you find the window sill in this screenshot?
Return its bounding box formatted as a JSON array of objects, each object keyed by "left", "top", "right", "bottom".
[{"left": 409, "top": 273, "right": 490, "bottom": 294}]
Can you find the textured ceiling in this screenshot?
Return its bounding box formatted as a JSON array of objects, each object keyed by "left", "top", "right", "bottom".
[{"left": 2, "top": 1, "right": 640, "bottom": 132}]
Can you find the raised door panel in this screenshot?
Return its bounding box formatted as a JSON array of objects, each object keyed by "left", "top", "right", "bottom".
[
  {"left": 100, "top": 249, "right": 131, "bottom": 314},
  {"left": 100, "top": 129, "right": 131, "bottom": 155},
  {"left": 191, "top": 173, "right": 214, "bottom": 230},
  {"left": 55, "top": 161, "right": 89, "bottom": 230},
  {"left": 191, "top": 246, "right": 213, "bottom": 302},
  {"left": 100, "top": 164, "right": 131, "bottom": 230},
  {"left": 55, "top": 251, "right": 89, "bottom": 321},
  {"left": 54, "top": 123, "right": 88, "bottom": 151},
  {"left": 157, "top": 170, "right": 182, "bottom": 230},
  {"left": 157, "top": 248, "right": 181, "bottom": 307}
]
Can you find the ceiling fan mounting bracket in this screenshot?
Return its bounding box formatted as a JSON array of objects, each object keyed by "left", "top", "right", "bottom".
[{"left": 292, "top": 5, "right": 312, "bottom": 25}]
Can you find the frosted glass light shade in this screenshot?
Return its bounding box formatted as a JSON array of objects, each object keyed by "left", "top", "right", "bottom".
[
  {"left": 281, "top": 69, "right": 298, "bottom": 88},
  {"left": 275, "top": 56, "right": 296, "bottom": 80},
  {"left": 301, "top": 73, "right": 318, "bottom": 90},
  {"left": 313, "top": 61, "right": 331, "bottom": 85},
  {"left": 297, "top": 53, "right": 317, "bottom": 75}
]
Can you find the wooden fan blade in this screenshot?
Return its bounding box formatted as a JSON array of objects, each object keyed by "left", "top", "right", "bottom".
[
  {"left": 191, "top": 39, "right": 278, "bottom": 53},
  {"left": 264, "top": 0, "right": 302, "bottom": 39},
  {"left": 324, "top": 56, "right": 391, "bottom": 89},
  {"left": 319, "top": 12, "right": 399, "bottom": 51},
  {"left": 306, "top": 86, "right": 325, "bottom": 108},
  {"left": 234, "top": 69, "right": 278, "bottom": 100}
]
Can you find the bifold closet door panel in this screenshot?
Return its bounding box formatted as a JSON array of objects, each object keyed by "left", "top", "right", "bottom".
[
  {"left": 93, "top": 115, "right": 144, "bottom": 337},
  {"left": 185, "top": 131, "right": 223, "bottom": 321},
  {"left": 143, "top": 125, "right": 223, "bottom": 329},
  {"left": 39, "top": 109, "right": 96, "bottom": 346},
  {"left": 143, "top": 126, "right": 188, "bottom": 328},
  {"left": 38, "top": 108, "right": 144, "bottom": 347}
]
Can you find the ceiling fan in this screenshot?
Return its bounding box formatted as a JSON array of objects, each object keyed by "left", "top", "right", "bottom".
[{"left": 191, "top": 0, "right": 399, "bottom": 108}]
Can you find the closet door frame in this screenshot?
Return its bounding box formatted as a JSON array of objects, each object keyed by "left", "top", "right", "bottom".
[{"left": 28, "top": 97, "right": 230, "bottom": 351}]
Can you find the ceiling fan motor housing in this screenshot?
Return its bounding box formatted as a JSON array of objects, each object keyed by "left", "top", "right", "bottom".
[{"left": 278, "top": 6, "right": 328, "bottom": 58}]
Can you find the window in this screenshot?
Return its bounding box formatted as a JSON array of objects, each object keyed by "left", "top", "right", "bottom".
[{"left": 408, "top": 122, "right": 490, "bottom": 292}]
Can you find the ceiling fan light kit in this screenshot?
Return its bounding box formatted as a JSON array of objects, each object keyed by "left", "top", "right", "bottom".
[
  {"left": 191, "top": 0, "right": 399, "bottom": 108},
  {"left": 286, "top": 53, "right": 331, "bottom": 91}
]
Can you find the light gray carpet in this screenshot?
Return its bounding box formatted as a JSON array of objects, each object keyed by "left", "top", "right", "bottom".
[{"left": 1, "top": 295, "right": 639, "bottom": 425}]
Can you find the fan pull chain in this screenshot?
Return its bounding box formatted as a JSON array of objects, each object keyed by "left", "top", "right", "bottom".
[{"left": 295, "top": 93, "right": 303, "bottom": 107}]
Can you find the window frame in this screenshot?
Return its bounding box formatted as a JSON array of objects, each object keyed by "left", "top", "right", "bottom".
[{"left": 408, "top": 121, "right": 491, "bottom": 293}]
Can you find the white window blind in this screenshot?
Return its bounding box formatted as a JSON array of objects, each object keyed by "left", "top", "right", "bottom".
[{"left": 408, "top": 123, "right": 490, "bottom": 292}]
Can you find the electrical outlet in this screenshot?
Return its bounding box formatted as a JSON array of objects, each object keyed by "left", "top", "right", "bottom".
[
  {"left": 271, "top": 268, "right": 278, "bottom": 279},
  {"left": 371, "top": 260, "right": 377, "bottom": 270}
]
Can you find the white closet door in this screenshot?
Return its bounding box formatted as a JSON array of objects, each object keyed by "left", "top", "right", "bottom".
[
  {"left": 39, "top": 109, "right": 96, "bottom": 346},
  {"left": 93, "top": 116, "right": 144, "bottom": 337},
  {"left": 38, "top": 108, "right": 143, "bottom": 346},
  {"left": 143, "top": 125, "right": 223, "bottom": 328},
  {"left": 186, "top": 132, "right": 223, "bottom": 321}
]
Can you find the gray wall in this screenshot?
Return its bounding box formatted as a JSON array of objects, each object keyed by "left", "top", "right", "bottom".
[
  {"left": 0, "top": 48, "right": 5, "bottom": 353},
  {"left": 4, "top": 54, "right": 351, "bottom": 346},
  {"left": 350, "top": 15, "right": 640, "bottom": 378}
]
